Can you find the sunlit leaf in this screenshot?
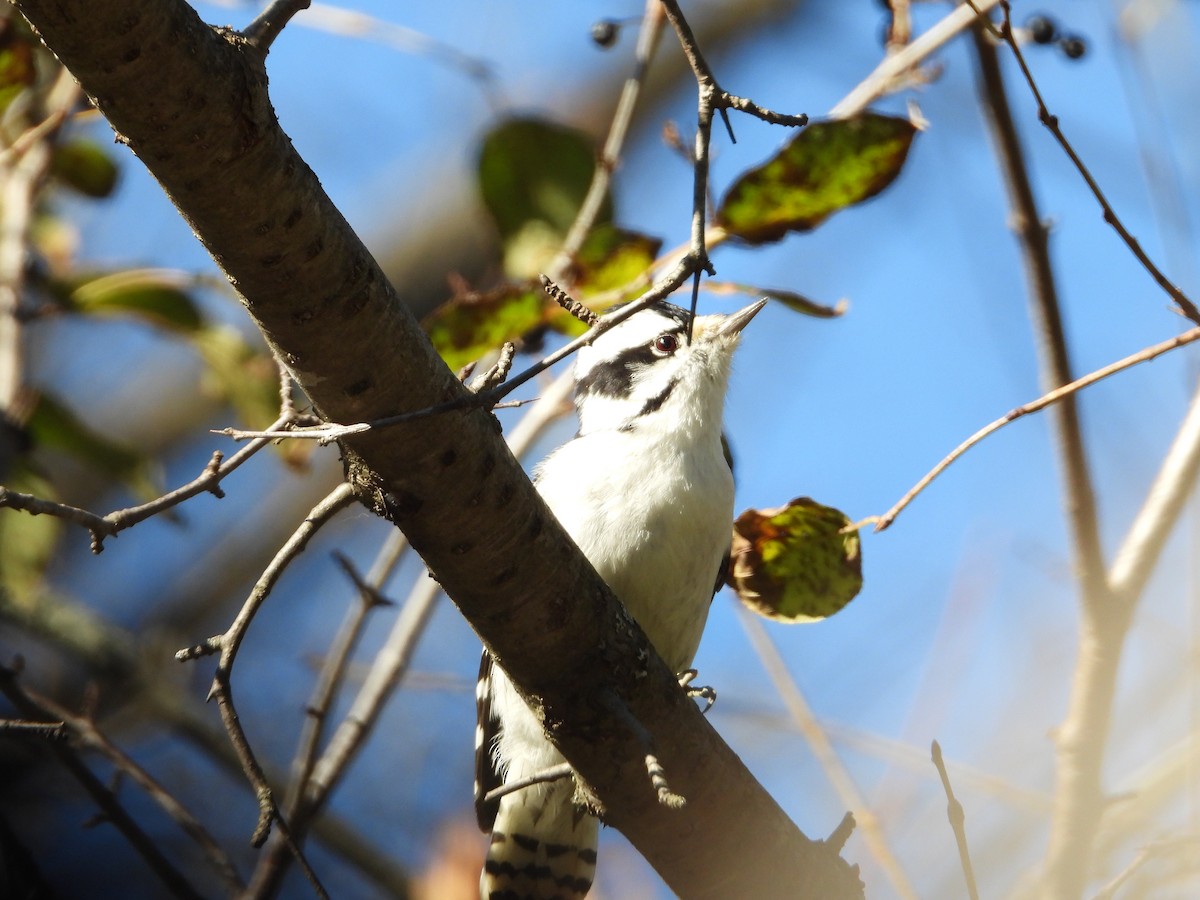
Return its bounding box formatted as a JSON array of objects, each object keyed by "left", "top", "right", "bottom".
[
  {"left": 727, "top": 497, "right": 862, "bottom": 622},
  {"left": 424, "top": 284, "right": 545, "bottom": 372},
  {"left": 192, "top": 326, "right": 280, "bottom": 431},
  {"left": 50, "top": 139, "right": 120, "bottom": 198},
  {"left": 0, "top": 461, "right": 60, "bottom": 600},
  {"left": 573, "top": 225, "right": 660, "bottom": 295},
  {"left": 66, "top": 269, "right": 203, "bottom": 332},
  {"left": 716, "top": 114, "right": 916, "bottom": 244}
]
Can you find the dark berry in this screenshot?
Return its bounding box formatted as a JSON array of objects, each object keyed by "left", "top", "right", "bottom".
[
  {"left": 1026, "top": 15, "right": 1058, "bottom": 44},
  {"left": 1059, "top": 35, "right": 1087, "bottom": 59},
  {"left": 591, "top": 20, "right": 619, "bottom": 48}
]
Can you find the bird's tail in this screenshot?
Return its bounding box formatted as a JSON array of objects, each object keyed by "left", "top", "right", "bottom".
[{"left": 480, "top": 777, "right": 598, "bottom": 900}]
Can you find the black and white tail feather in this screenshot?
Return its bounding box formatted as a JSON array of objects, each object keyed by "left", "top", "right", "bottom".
[{"left": 475, "top": 298, "right": 765, "bottom": 900}]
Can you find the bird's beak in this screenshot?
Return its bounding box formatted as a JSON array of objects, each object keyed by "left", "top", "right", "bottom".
[{"left": 714, "top": 298, "right": 768, "bottom": 338}]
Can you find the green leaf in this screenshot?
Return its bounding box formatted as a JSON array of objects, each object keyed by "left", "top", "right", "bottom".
[
  {"left": 478, "top": 117, "right": 610, "bottom": 276},
  {"left": 728, "top": 497, "right": 862, "bottom": 622},
  {"left": 0, "top": 36, "right": 35, "bottom": 115},
  {"left": 27, "top": 393, "right": 143, "bottom": 481},
  {"left": 716, "top": 113, "right": 916, "bottom": 244},
  {"left": 573, "top": 225, "right": 661, "bottom": 295},
  {"left": 423, "top": 284, "right": 545, "bottom": 372},
  {"left": 50, "top": 139, "right": 120, "bottom": 198},
  {"left": 23, "top": 393, "right": 161, "bottom": 503},
  {"left": 0, "top": 461, "right": 61, "bottom": 600},
  {"left": 192, "top": 326, "right": 280, "bottom": 431},
  {"left": 67, "top": 269, "right": 203, "bottom": 332}
]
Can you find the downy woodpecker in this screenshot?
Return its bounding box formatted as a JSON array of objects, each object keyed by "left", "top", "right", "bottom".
[{"left": 475, "top": 297, "right": 766, "bottom": 899}]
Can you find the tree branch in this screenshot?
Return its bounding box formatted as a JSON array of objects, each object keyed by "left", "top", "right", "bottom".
[{"left": 10, "top": 0, "right": 861, "bottom": 894}]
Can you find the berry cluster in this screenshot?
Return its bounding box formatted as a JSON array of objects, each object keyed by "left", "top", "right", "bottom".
[{"left": 1026, "top": 14, "right": 1087, "bottom": 60}]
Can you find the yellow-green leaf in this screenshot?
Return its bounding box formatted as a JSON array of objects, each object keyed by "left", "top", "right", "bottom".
[
  {"left": 717, "top": 114, "right": 916, "bottom": 244},
  {"left": 51, "top": 139, "right": 120, "bottom": 199},
  {"left": 728, "top": 497, "right": 862, "bottom": 622},
  {"left": 423, "top": 284, "right": 545, "bottom": 372},
  {"left": 0, "top": 462, "right": 61, "bottom": 600},
  {"left": 192, "top": 326, "right": 279, "bottom": 430},
  {"left": 67, "top": 269, "right": 203, "bottom": 332}
]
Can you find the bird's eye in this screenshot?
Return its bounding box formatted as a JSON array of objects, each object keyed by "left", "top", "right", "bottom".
[{"left": 654, "top": 334, "right": 679, "bottom": 354}]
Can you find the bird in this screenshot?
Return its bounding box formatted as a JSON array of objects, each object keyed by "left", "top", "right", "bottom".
[{"left": 474, "top": 296, "right": 766, "bottom": 900}]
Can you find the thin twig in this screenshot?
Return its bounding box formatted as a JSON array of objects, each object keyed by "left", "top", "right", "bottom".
[
  {"left": 242, "top": 0, "right": 311, "bottom": 53},
  {"left": 931, "top": 741, "right": 980, "bottom": 900},
  {"left": 657, "top": 0, "right": 806, "bottom": 331},
  {"left": 24, "top": 684, "right": 244, "bottom": 892},
  {"left": 551, "top": 0, "right": 666, "bottom": 273},
  {"left": 736, "top": 607, "right": 918, "bottom": 899},
  {"left": 0, "top": 717, "right": 66, "bottom": 739},
  {"left": 0, "top": 662, "right": 206, "bottom": 900},
  {"left": 178, "top": 484, "right": 354, "bottom": 899},
  {"left": 831, "top": 0, "right": 1003, "bottom": 119},
  {"left": 1, "top": 414, "right": 296, "bottom": 551},
  {"left": 282, "top": 548, "right": 397, "bottom": 825},
  {"left": 970, "top": 20, "right": 1122, "bottom": 899},
  {"left": 986, "top": 1, "right": 1200, "bottom": 326},
  {"left": 1109, "top": 376, "right": 1200, "bottom": 601},
  {"left": 481, "top": 762, "right": 574, "bottom": 805},
  {"left": 870, "top": 327, "right": 1200, "bottom": 531},
  {"left": 1091, "top": 835, "right": 1200, "bottom": 900}
]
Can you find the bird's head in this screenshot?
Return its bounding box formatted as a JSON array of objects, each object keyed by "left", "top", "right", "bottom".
[{"left": 572, "top": 298, "right": 766, "bottom": 437}]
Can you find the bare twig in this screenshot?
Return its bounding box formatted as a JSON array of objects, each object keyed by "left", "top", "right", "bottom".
[
  {"left": 984, "top": 1, "right": 1200, "bottom": 326},
  {"left": 242, "top": 0, "right": 311, "bottom": 53},
  {"left": 0, "top": 717, "right": 66, "bottom": 738},
  {"left": 0, "top": 662, "right": 206, "bottom": 900},
  {"left": 551, "top": 0, "right": 666, "bottom": 273},
  {"left": 737, "top": 607, "right": 917, "bottom": 899},
  {"left": 481, "top": 762, "right": 574, "bottom": 805},
  {"left": 22, "top": 683, "right": 244, "bottom": 892},
  {"left": 657, "top": 0, "right": 806, "bottom": 330},
  {"left": 1109, "top": 377, "right": 1200, "bottom": 601},
  {"left": 831, "top": 0, "right": 1003, "bottom": 119},
  {"left": 177, "top": 483, "right": 354, "bottom": 899},
  {"left": 1091, "top": 835, "right": 1200, "bottom": 899},
  {"left": 931, "top": 740, "right": 980, "bottom": 900},
  {"left": 970, "top": 20, "right": 1124, "bottom": 898},
  {"left": 1, "top": 413, "right": 297, "bottom": 551},
  {"left": 282, "top": 547, "right": 398, "bottom": 825},
  {"left": 870, "top": 327, "right": 1200, "bottom": 530}
]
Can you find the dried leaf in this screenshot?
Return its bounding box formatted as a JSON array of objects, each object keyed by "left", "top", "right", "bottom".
[
  {"left": 728, "top": 497, "right": 862, "bottom": 622},
  {"left": 716, "top": 114, "right": 916, "bottom": 244}
]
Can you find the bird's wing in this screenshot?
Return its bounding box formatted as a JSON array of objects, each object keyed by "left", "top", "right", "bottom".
[{"left": 473, "top": 649, "right": 504, "bottom": 831}]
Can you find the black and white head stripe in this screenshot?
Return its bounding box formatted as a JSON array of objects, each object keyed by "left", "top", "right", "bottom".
[{"left": 574, "top": 301, "right": 692, "bottom": 401}]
